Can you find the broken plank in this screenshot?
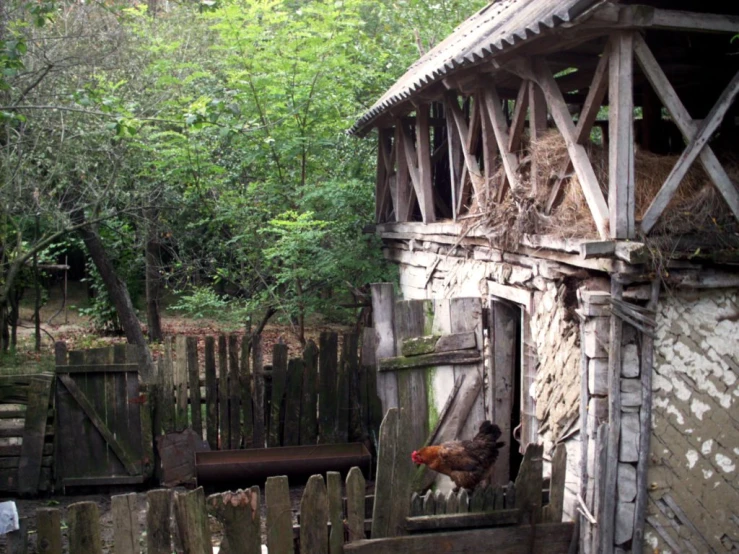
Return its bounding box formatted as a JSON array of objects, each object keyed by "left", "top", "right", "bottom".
[
  {"left": 405, "top": 509, "right": 520, "bottom": 532},
  {"left": 379, "top": 350, "right": 481, "bottom": 372}
]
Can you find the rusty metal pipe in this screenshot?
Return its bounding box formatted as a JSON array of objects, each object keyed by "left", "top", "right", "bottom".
[{"left": 196, "top": 443, "right": 371, "bottom": 488}]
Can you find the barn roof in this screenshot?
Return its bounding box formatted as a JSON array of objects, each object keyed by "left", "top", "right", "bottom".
[{"left": 350, "top": 0, "right": 601, "bottom": 136}]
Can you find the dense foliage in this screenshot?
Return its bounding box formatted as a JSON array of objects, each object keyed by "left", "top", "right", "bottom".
[{"left": 0, "top": 0, "right": 485, "bottom": 348}]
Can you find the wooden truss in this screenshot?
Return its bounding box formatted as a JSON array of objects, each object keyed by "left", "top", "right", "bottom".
[{"left": 374, "top": 31, "right": 739, "bottom": 241}]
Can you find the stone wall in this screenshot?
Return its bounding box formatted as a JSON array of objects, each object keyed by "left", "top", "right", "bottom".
[{"left": 645, "top": 289, "right": 739, "bottom": 553}]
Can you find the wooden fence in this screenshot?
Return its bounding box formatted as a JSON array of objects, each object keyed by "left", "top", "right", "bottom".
[
  {"left": 152, "top": 331, "right": 383, "bottom": 450},
  {"left": 0, "top": 374, "right": 54, "bottom": 495}
]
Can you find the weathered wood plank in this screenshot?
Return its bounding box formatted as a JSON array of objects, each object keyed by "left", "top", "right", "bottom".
[
  {"left": 265, "top": 476, "right": 294, "bottom": 554},
  {"left": 529, "top": 80, "right": 548, "bottom": 195},
  {"left": 372, "top": 283, "right": 398, "bottom": 412},
  {"left": 347, "top": 467, "right": 367, "bottom": 542},
  {"left": 548, "top": 443, "right": 567, "bottom": 523},
  {"left": 394, "top": 120, "right": 414, "bottom": 222},
  {"left": 111, "top": 493, "right": 138, "bottom": 554},
  {"left": 186, "top": 337, "right": 203, "bottom": 438},
  {"left": 284, "top": 358, "right": 303, "bottom": 446},
  {"left": 174, "top": 336, "right": 188, "bottom": 431},
  {"left": 337, "top": 334, "right": 354, "bottom": 443},
  {"left": 55, "top": 364, "right": 139, "bottom": 374},
  {"left": 7, "top": 518, "right": 28, "bottom": 554},
  {"left": 174, "top": 487, "right": 211, "bottom": 554},
  {"left": 415, "top": 104, "right": 436, "bottom": 223},
  {"left": 318, "top": 332, "right": 339, "bottom": 444},
  {"left": 515, "top": 443, "right": 544, "bottom": 524},
  {"left": 406, "top": 509, "right": 520, "bottom": 532},
  {"left": 228, "top": 334, "right": 241, "bottom": 449},
  {"left": 204, "top": 337, "right": 218, "bottom": 450},
  {"left": 36, "top": 508, "right": 63, "bottom": 554},
  {"left": 301, "top": 475, "right": 330, "bottom": 554},
  {"left": 67, "top": 502, "right": 102, "bottom": 554},
  {"left": 218, "top": 335, "right": 230, "bottom": 449},
  {"left": 482, "top": 87, "right": 521, "bottom": 196},
  {"left": 379, "top": 350, "right": 482, "bottom": 372},
  {"left": 608, "top": 32, "right": 636, "bottom": 239},
  {"left": 423, "top": 490, "right": 436, "bottom": 515},
  {"left": 240, "top": 334, "right": 253, "bottom": 448},
  {"left": 208, "top": 487, "right": 261, "bottom": 554},
  {"left": 268, "top": 342, "right": 288, "bottom": 447},
  {"left": 373, "top": 408, "right": 399, "bottom": 538},
  {"left": 252, "top": 334, "right": 265, "bottom": 448},
  {"left": 146, "top": 490, "right": 173, "bottom": 554},
  {"left": 17, "top": 376, "right": 52, "bottom": 495},
  {"left": 160, "top": 339, "right": 175, "bottom": 435},
  {"left": 301, "top": 340, "right": 319, "bottom": 445},
  {"left": 328, "top": 471, "right": 344, "bottom": 554},
  {"left": 344, "top": 522, "right": 575, "bottom": 554},
  {"left": 376, "top": 128, "right": 392, "bottom": 223}
]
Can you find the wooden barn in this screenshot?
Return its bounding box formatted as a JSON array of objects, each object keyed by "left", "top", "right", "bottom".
[{"left": 351, "top": 1, "right": 739, "bottom": 553}]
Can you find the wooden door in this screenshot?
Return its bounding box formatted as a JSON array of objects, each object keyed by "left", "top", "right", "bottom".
[{"left": 55, "top": 346, "right": 144, "bottom": 487}]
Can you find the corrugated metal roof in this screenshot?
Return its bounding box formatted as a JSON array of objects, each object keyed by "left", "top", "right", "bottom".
[{"left": 350, "top": 0, "right": 601, "bottom": 135}]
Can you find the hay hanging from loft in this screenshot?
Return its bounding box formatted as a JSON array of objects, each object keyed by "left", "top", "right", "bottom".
[{"left": 471, "top": 130, "right": 738, "bottom": 249}]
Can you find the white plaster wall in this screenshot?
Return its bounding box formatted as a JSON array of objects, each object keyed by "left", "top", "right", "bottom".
[{"left": 646, "top": 289, "right": 739, "bottom": 553}]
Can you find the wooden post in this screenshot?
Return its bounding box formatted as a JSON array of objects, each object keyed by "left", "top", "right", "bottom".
[
  {"left": 204, "top": 337, "right": 218, "bottom": 450},
  {"left": 601, "top": 280, "right": 624, "bottom": 554},
  {"left": 18, "top": 376, "right": 52, "bottom": 495},
  {"left": 347, "top": 333, "right": 363, "bottom": 441},
  {"left": 146, "top": 489, "right": 173, "bottom": 554},
  {"left": 515, "top": 443, "right": 544, "bottom": 523},
  {"left": 284, "top": 358, "right": 303, "bottom": 446},
  {"left": 371, "top": 283, "right": 398, "bottom": 413},
  {"left": 7, "top": 518, "right": 28, "bottom": 554},
  {"left": 346, "top": 467, "right": 367, "bottom": 542},
  {"left": 240, "top": 334, "right": 254, "bottom": 448},
  {"left": 270, "top": 342, "right": 289, "bottom": 447},
  {"left": 218, "top": 335, "right": 230, "bottom": 449},
  {"left": 328, "top": 471, "right": 344, "bottom": 554},
  {"left": 318, "top": 332, "right": 339, "bottom": 444},
  {"left": 174, "top": 487, "right": 211, "bottom": 554},
  {"left": 548, "top": 444, "right": 567, "bottom": 523},
  {"left": 207, "top": 488, "right": 261, "bottom": 554},
  {"left": 111, "top": 493, "right": 138, "bottom": 554},
  {"left": 228, "top": 334, "right": 241, "bottom": 449},
  {"left": 67, "top": 502, "right": 103, "bottom": 554},
  {"left": 301, "top": 340, "right": 319, "bottom": 445},
  {"left": 252, "top": 333, "right": 265, "bottom": 448},
  {"left": 265, "top": 476, "right": 294, "bottom": 554},
  {"left": 372, "top": 408, "right": 399, "bottom": 538},
  {"left": 337, "top": 335, "right": 353, "bottom": 443},
  {"left": 376, "top": 128, "right": 390, "bottom": 223},
  {"left": 174, "top": 336, "right": 188, "bottom": 431},
  {"left": 579, "top": 316, "right": 591, "bottom": 554},
  {"left": 300, "top": 475, "right": 330, "bottom": 554},
  {"left": 36, "top": 508, "right": 62, "bottom": 554},
  {"left": 187, "top": 336, "right": 202, "bottom": 437},
  {"left": 632, "top": 280, "right": 660, "bottom": 554},
  {"left": 394, "top": 121, "right": 412, "bottom": 222},
  {"left": 160, "top": 340, "right": 175, "bottom": 434},
  {"left": 608, "top": 32, "right": 636, "bottom": 239},
  {"left": 529, "top": 81, "right": 548, "bottom": 195},
  {"left": 415, "top": 103, "right": 436, "bottom": 223}
]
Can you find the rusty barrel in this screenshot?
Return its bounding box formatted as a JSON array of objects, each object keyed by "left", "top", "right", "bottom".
[{"left": 195, "top": 443, "right": 371, "bottom": 487}]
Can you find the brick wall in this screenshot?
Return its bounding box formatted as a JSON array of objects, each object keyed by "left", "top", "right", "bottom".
[{"left": 645, "top": 289, "right": 739, "bottom": 553}]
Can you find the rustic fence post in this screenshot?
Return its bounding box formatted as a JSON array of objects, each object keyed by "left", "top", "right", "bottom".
[
  {"left": 344, "top": 333, "right": 361, "bottom": 441},
  {"left": 160, "top": 341, "right": 176, "bottom": 434},
  {"left": 187, "top": 336, "right": 203, "bottom": 438},
  {"left": 240, "top": 334, "right": 254, "bottom": 448},
  {"left": 67, "top": 501, "right": 103, "bottom": 554},
  {"left": 18, "top": 376, "right": 53, "bottom": 496},
  {"left": 146, "top": 489, "right": 173, "bottom": 554},
  {"left": 207, "top": 487, "right": 261, "bottom": 554},
  {"left": 515, "top": 443, "right": 544, "bottom": 524},
  {"left": 252, "top": 333, "right": 265, "bottom": 448},
  {"left": 228, "top": 334, "right": 241, "bottom": 449},
  {"left": 205, "top": 336, "right": 218, "bottom": 450},
  {"left": 300, "top": 475, "right": 329, "bottom": 554},
  {"left": 337, "top": 334, "right": 356, "bottom": 443},
  {"left": 270, "top": 342, "right": 289, "bottom": 447},
  {"left": 346, "top": 467, "right": 367, "bottom": 542},
  {"left": 548, "top": 443, "right": 567, "bottom": 523},
  {"left": 283, "top": 358, "right": 303, "bottom": 446},
  {"left": 174, "top": 487, "right": 211, "bottom": 554},
  {"left": 300, "top": 340, "right": 319, "bottom": 445},
  {"left": 36, "top": 508, "right": 62, "bottom": 554},
  {"left": 327, "top": 471, "right": 344, "bottom": 554},
  {"left": 174, "top": 336, "right": 188, "bottom": 431},
  {"left": 218, "top": 334, "right": 230, "bottom": 449},
  {"left": 112, "top": 493, "right": 139, "bottom": 554},
  {"left": 265, "top": 476, "right": 294, "bottom": 554},
  {"left": 7, "top": 518, "right": 28, "bottom": 554},
  {"left": 318, "top": 332, "right": 339, "bottom": 443}
]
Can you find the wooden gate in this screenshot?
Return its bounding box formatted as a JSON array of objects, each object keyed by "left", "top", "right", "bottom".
[{"left": 55, "top": 344, "right": 146, "bottom": 487}]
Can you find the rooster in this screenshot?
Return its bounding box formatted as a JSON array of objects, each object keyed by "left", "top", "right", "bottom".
[{"left": 411, "top": 421, "right": 505, "bottom": 492}]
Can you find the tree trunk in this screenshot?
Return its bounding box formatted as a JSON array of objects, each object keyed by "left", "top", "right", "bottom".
[
  {"left": 145, "top": 210, "right": 163, "bottom": 343},
  {"left": 77, "top": 221, "right": 154, "bottom": 380}
]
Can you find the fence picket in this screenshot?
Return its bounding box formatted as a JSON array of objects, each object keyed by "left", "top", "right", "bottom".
[
  {"left": 446, "top": 490, "right": 459, "bottom": 514},
  {"left": 318, "top": 332, "right": 339, "bottom": 443},
  {"left": 252, "top": 334, "right": 265, "bottom": 448},
  {"left": 434, "top": 490, "right": 446, "bottom": 515},
  {"left": 146, "top": 489, "right": 173, "bottom": 554},
  {"left": 111, "top": 493, "right": 138, "bottom": 554},
  {"left": 470, "top": 487, "right": 485, "bottom": 512},
  {"left": 300, "top": 475, "right": 329, "bottom": 554},
  {"left": 218, "top": 335, "right": 230, "bottom": 449},
  {"left": 283, "top": 358, "right": 303, "bottom": 446},
  {"left": 67, "top": 501, "right": 103, "bottom": 554},
  {"left": 338, "top": 334, "right": 355, "bottom": 443},
  {"left": 300, "top": 340, "right": 319, "bottom": 445},
  {"left": 205, "top": 337, "right": 218, "bottom": 450},
  {"left": 327, "top": 471, "right": 344, "bottom": 554},
  {"left": 174, "top": 487, "right": 211, "bottom": 554},
  {"left": 458, "top": 489, "right": 470, "bottom": 514},
  {"left": 422, "top": 490, "right": 435, "bottom": 515},
  {"left": 270, "top": 343, "right": 289, "bottom": 447},
  {"left": 346, "top": 467, "right": 367, "bottom": 542},
  {"left": 241, "top": 335, "right": 254, "bottom": 448},
  {"left": 228, "top": 334, "right": 241, "bottom": 449},
  {"left": 265, "top": 476, "right": 294, "bottom": 554},
  {"left": 160, "top": 340, "right": 175, "bottom": 434},
  {"left": 187, "top": 337, "right": 202, "bottom": 438},
  {"left": 36, "top": 508, "right": 62, "bottom": 554},
  {"left": 174, "top": 336, "right": 188, "bottom": 431},
  {"left": 207, "top": 488, "right": 261, "bottom": 553}
]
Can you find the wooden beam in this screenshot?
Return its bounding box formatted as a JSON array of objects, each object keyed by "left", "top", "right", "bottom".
[
  {"left": 478, "top": 87, "right": 499, "bottom": 205},
  {"left": 597, "top": 4, "right": 739, "bottom": 34},
  {"left": 446, "top": 105, "right": 463, "bottom": 221},
  {"left": 482, "top": 87, "right": 521, "bottom": 199},
  {"left": 445, "top": 92, "right": 483, "bottom": 214},
  {"left": 507, "top": 80, "right": 530, "bottom": 153},
  {"left": 641, "top": 69, "right": 739, "bottom": 233},
  {"left": 529, "top": 81, "right": 547, "bottom": 195},
  {"left": 405, "top": 510, "right": 521, "bottom": 532},
  {"left": 394, "top": 121, "right": 413, "bottom": 222},
  {"left": 379, "top": 350, "right": 482, "bottom": 372},
  {"left": 416, "top": 105, "right": 436, "bottom": 223},
  {"left": 487, "top": 281, "right": 532, "bottom": 313},
  {"left": 377, "top": 129, "right": 394, "bottom": 223},
  {"left": 531, "top": 58, "right": 610, "bottom": 239},
  {"left": 608, "top": 32, "right": 636, "bottom": 239},
  {"left": 401, "top": 119, "right": 434, "bottom": 224},
  {"left": 633, "top": 35, "right": 739, "bottom": 229}
]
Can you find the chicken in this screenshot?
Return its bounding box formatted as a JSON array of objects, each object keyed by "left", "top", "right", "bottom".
[{"left": 411, "top": 421, "right": 505, "bottom": 491}]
